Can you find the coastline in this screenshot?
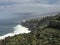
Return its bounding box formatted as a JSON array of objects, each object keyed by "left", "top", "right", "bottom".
[
  {"left": 0, "top": 14, "right": 60, "bottom": 45},
  {"left": 0, "top": 14, "right": 58, "bottom": 40},
  {"left": 0, "top": 24, "right": 31, "bottom": 40}
]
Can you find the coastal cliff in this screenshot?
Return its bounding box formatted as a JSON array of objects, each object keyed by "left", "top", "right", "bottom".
[{"left": 0, "top": 14, "right": 60, "bottom": 45}]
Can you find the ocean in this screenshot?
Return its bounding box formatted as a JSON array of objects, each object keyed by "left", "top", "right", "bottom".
[{"left": 0, "top": 13, "right": 57, "bottom": 39}]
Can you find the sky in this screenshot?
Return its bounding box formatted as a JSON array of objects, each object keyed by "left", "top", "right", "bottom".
[{"left": 0, "top": 0, "right": 60, "bottom": 14}]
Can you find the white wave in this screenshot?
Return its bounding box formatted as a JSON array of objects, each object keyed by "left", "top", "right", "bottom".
[{"left": 0, "top": 25, "right": 31, "bottom": 40}]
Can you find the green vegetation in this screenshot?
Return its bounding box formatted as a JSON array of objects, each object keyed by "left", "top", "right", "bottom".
[
  {"left": 0, "top": 14, "right": 60, "bottom": 45},
  {"left": 48, "top": 15, "right": 60, "bottom": 29}
]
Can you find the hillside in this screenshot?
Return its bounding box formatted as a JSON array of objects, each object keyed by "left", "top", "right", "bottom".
[{"left": 0, "top": 14, "right": 60, "bottom": 45}]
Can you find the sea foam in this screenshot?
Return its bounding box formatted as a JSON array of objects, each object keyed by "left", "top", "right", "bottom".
[{"left": 0, "top": 25, "right": 31, "bottom": 40}]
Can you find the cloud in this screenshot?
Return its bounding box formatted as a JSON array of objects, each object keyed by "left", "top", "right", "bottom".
[
  {"left": 48, "top": 0, "right": 60, "bottom": 4},
  {"left": 0, "top": 0, "right": 60, "bottom": 14},
  {"left": 0, "top": 0, "right": 60, "bottom": 4}
]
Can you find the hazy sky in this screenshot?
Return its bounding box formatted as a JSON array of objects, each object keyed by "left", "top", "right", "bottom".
[{"left": 0, "top": 0, "right": 60, "bottom": 14}]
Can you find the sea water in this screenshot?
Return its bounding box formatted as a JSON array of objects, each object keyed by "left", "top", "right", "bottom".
[{"left": 0, "top": 13, "right": 57, "bottom": 39}]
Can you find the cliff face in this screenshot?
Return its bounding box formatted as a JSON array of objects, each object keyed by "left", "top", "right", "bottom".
[{"left": 22, "top": 16, "right": 53, "bottom": 30}]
